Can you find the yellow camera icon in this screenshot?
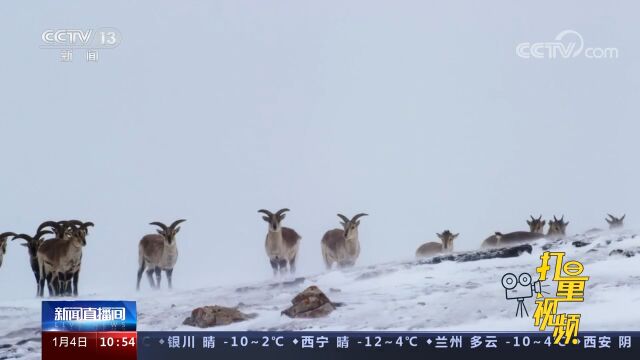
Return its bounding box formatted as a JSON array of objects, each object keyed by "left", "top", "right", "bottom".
[{"left": 501, "top": 272, "right": 542, "bottom": 317}]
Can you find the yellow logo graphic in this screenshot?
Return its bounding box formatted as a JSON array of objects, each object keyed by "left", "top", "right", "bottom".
[{"left": 533, "top": 252, "right": 589, "bottom": 345}]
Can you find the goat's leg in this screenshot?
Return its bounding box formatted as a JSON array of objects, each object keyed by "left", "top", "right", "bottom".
[
  {"left": 289, "top": 256, "right": 296, "bottom": 275},
  {"left": 72, "top": 271, "right": 79, "bottom": 296},
  {"left": 67, "top": 274, "right": 73, "bottom": 296},
  {"left": 39, "top": 276, "right": 46, "bottom": 297},
  {"left": 61, "top": 272, "right": 70, "bottom": 296},
  {"left": 34, "top": 272, "right": 41, "bottom": 297},
  {"left": 58, "top": 273, "right": 65, "bottom": 296},
  {"left": 65, "top": 275, "right": 72, "bottom": 296},
  {"left": 154, "top": 267, "right": 162, "bottom": 289},
  {"left": 37, "top": 259, "right": 46, "bottom": 297},
  {"left": 322, "top": 252, "right": 333, "bottom": 270},
  {"left": 46, "top": 272, "right": 56, "bottom": 297},
  {"left": 146, "top": 269, "right": 156, "bottom": 289},
  {"left": 136, "top": 261, "right": 146, "bottom": 291},
  {"left": 269, "top": 259, "right": 278, "bottom": 276},
  {"left": 61, "top": 272, "right": 68, "bottom": 296},
  {"left": 165, "top": 268, "right": 173, "bottom": 290},
  {"left": 278, "top": 259, "right": 287, "bottom": 276}
]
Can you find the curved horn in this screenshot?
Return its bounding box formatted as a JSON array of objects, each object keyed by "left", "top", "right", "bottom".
[
  {"left": 169, "top": 219, "right": 186, "bottom": 231},
  {"left": 34, "top": 230, "right": 53, "bottom": 240},
  {"left": 351, "top": 213, "right": 369, "bottom": 223},
  {"left": 149, "top": 222, "right": 169, "bottom": 232},
  {"left": 11, "top": 233, "right": 32, "bottom": 242},
  {"left": 275, "top": 208, "right": 290, "bottom": 218},
  {"left": 337, "top": 214, "right": 350, "bottom": 224},
  {"left": 621, "top": 214, "right": 626, "bottom": 221},
  {"left": 37, "top": 221, "right": 62, "bottom": 234},
  {"left": 1, "top": 232, "right": 17, "bottom": 240},
  {"left": 538, "top": 215, "right": 543, "bottom": 221},
  {"left": 82, "top": 221, "right": 95, "bottom": 229},
  {"left": 530, "top": 215, "right": 536, "bottom": 221},
  {"left": 607, "top": 213, "right": 616, "bottom": 220},
  {"left": 258, "top": 209, "right": 273, "bottom": 217},
  {"left": 553, "top": 215, "right": 558, "bottom": 222}
]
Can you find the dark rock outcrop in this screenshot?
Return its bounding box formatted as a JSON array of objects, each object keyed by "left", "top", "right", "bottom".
[
  {"left": 418, "top": 244, "right": 533, "bottom": 265},
  {"left": 572, "top": 241, "right": 591, "bottom": 248},
  {"left": 282, "top": 286, "right": 336, "bottom": 318},
  {"left": 609, "top": 249, "right": 636, "bottom": 258},
  {"left": 183, "top": 306, "right": 256, "bottom": 328}
]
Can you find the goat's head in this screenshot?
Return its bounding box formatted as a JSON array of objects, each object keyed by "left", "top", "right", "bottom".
[
  {"left": 527, "top": 215, "right": 546, "bottom": 234},
  {"left": 258, "top": 209, "right": 289, "bottom": 232},
  {"left": 150, "top": 219, "right": 185, "bottom": 244},
  {"left": 606, "top": 214, "right": 625, "bottom": 229},
  {"left": 337, "top": 213, "right": 368, "bottom": 241},
  {"left": 12, "top": 230, "right": 52, "bottom": 257},
  {"left": 0, "top": 232, "right": 17, "bottom": 266},
  {"left": 436, "top": 230, "right": 459, "bottom": 251},
  {"left": 64, "top": 221, "right": 94, "bottom": 246},
  {"left": 548, "top": 215, "right": 569, "bottom": 236}
]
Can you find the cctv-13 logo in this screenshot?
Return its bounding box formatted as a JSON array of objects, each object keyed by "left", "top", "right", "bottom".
[{"left": 501, "top": 251, "right": 589, "bottom": 345}]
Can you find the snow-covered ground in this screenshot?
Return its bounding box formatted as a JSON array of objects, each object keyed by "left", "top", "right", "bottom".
[{"left": 1, "top": 230, "right": 639, "bottom": 359}]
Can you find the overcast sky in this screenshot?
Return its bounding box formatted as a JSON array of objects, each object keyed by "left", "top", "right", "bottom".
[{"left": 0, "top": 1, "right": 638, "bottom": 300}]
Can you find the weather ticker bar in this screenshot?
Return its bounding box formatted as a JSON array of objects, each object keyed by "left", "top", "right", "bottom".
[
  {"left": 41, "top": 301, "right": 639, "bottom": 359},
  {"left": 135, "top": 331, "right": 639, "bottom": 359}
]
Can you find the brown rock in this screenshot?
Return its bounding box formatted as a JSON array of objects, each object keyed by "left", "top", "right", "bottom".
[
  {"left": 183, "top": 306, "right": 256, "bottom": 328},
  {"left": 282, "top": 286, "right": 336, "bottom": 318}
]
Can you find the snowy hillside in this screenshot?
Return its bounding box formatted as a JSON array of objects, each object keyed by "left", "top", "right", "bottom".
[{"left": 1, "top": 229, "right": 639, "bottom": 359}]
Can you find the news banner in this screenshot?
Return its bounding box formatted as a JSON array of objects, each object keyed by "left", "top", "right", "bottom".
[{"left": 41, "top": 300, "right": 639, "bottom": 359}]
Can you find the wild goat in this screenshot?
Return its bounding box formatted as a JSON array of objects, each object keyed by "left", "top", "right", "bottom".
[
  {"left": 416, "top": 230, "right": 459, "bottom": 258},
  {"left": 321, "top": 213, "right": 368, "bottom": 269},
  {"left": 606, "top": 214, "right": 625, "bottom": 229},
  {"left": 481, "top": 215, "right": 545, "bottom": 248},
  {"left": 12, "top": 227, "right": 53, "bottom": 295},
  {"left": 481, "top": 215, "right": 568, "bottom": 248},
  {"left": 36, "top": 220, "right": 93, "bottom": 297},
  {"left": 59, "top": 220, "right": 93, "bottom": 296},
  {"left": 0, "top": 232, "right": 17, "bottom": 268},
  {"left": 547, "top": 215, "right": 569, "bottom": 237},
  {"left": 258, "top": 209, "right": 301, "bottom": 275},
  {"left": 527, "top": 215, "right": 546, "bottom": 234},
  {"left": 137, "top": 219, "right": 186, "bottom": 290}
]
